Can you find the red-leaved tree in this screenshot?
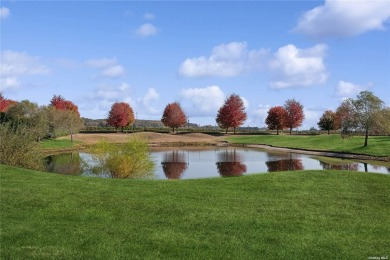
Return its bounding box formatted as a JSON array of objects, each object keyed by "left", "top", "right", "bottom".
[
  {"left": 161, "top": 102, "right": 187, "bottom": 132},
  {"left": 0, "top": 93, "right": 17, "bottom": 113},
  {"left": 107, "top": 102, "right": 135, "bottom": 131},
  {"left": 265, "top": 106, "right": 288, "bottom": 135},
  {"left": 50, "top": 95, "right": 80, "bottom": 116},
  {"left": 49, "top": 95, "right": 82, "bottom": 142},
  {"left": 216, "top": 94, "right": 247, "bottom": 134},
  {"left": 284, "top": 99, "right": 304, "bottom": 135}
]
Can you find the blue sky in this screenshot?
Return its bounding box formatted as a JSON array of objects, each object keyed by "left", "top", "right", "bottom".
[{"left": 1, "top": 1, "right": 389, "bottom": 129}]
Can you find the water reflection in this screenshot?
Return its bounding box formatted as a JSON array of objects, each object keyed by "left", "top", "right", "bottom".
[
  {"left": 161, "top": 151, "right": 188, "bottom": 179},
  {"left": 319, "top": 161, "right": 359, "bottom": 171},
  {"left": 45, "top": 153, "right": 82, "bottom": 175},
  {"left": 265, "top": 153, "right": 303, "bottom": 172},
  {"left": 216, "top": 150, "right": 247, "bottom": 177},
  {"left": 266, "top": 159, "right": 304, "bottom": 172},
  {"left": 46, "top": 148, "right": 390, "bottom": 179}
]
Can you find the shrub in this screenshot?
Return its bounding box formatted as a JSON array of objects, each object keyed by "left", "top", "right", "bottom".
[
  {"left": 0, "top": 123, "right": 44, "bottom": 170},
  {"left": 86, "top": 137, "right": 155, "bottom": 179}
]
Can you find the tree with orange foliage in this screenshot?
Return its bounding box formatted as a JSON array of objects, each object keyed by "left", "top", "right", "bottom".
[
  {"left": 161, "top": 102, "right": 187, "bottom": 132},
  {"left": 49, "top": 95, "right": 82, "bottom": 141},
  {"left": 284, "top": 99, "right": 304, "bottom": 135},
  {"left": 216, "top": 94, "right": 247, "bottom": 134},
  {"left": 107, "top": 102, "right": 135, "bottom": 132},
  {"left": 265, "top": 106, "right": 288, "bottom": 135}
]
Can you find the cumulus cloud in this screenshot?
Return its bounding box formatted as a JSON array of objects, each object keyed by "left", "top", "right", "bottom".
[
  {"left": 294, "top": 0, "right": 390, "bottom": 39},
  {"left": 101, "top": 65, "right": 125, "bottom": 78},
  {"left": 0, "top": 50, "right": 49, "bottom": 90},
  {"left": 84, "top": 57, "right": 125, "bottom": 78},
  {"left": 136, "top": 23, "right": 157, "bottom": 38},
  {"left": 138, "top": 88, "right": 160, "bottom": 114},
  {"left": 181, "top": 85, "right": 225, "bottom": 116},
  {"left": 0, "top": 7, "right": 10, "bottom": 19},
  {"left": 268, "top": 44, "right": 328, "bottom": 89},
  {"left": 142, "top": 88, "right": 159, "bottom": 106},
  {"left": 179, "top": 42, "right": 268, "bottom": 77},
  {"left": 336, "top": 80, "right": 370, "bottom": 97}
]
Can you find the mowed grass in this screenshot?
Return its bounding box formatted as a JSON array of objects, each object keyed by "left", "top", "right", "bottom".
[
  {"left": 227, "top": 134, "right": 390, "bottom": 157},
  {"left": 1, "top": 164, "right": 389, "bottom": 259},
  {"left": 41, "top": 139, "right": 82, "bottom": 150}
]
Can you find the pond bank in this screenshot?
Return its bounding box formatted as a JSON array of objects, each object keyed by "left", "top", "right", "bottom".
[{"left": 235, "top": 143, "right": 390, "bottom": 163}]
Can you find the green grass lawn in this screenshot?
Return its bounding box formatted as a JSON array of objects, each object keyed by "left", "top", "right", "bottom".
[
  {"left": 1, "top": 164, "right": 389, "bottom": 259},
  {"left": 227, "top": 134, "right": 390, "bottom": 157},
  {"left": 41, "top": 139, "right": 82, "bottom": 150}
]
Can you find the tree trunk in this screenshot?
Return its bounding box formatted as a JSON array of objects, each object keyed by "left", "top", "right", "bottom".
[
  {"left": 328, "top": 129, "right": 330, "bottom": 135},
  {"left": 70, "top": 130, "right": 73, "bottom": 142},
  {"left": 172, "top": 127, "right": 175, "bottom": 133},
  {"left": 225, "top": 128, "right": 228, "bottom": 134},
  {"left": 364, "top": 127, "right": 368, "bottom": 147},
  {"left": 289, "top": 127, "right": 292, "bottom": 135},
  {"left": 276, "top": 127, "right": 279, "bottom": 135},
  {"left": 234, "top": 127, "right": 236, "bottom": 134}
]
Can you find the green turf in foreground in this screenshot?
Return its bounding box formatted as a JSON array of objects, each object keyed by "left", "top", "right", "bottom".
[
  {"left": 1, "top": 164, "right": 389, "bottom": 259},
  {"left": 227, "top": 134, "right": 390, "bottom": 157}
]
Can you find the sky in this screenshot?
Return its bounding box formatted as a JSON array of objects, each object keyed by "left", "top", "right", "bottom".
[{"left": 1, "top": 0, "right": 389, "bottom": 129}]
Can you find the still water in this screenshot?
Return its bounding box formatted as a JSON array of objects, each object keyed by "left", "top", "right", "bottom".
[
  {"left": 46, "top": 147, "right": 390, "bottom": 179},
  {"left": 45, "top": 147, "right": 390, "bottom": 179}
]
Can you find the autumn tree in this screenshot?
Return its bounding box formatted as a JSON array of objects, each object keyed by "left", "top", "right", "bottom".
[
  {"left": 265, "top": 106, "right": 288, "bottom": 135},
  {"left": 335, "top": 99, "right": 356, "bottom": 137},
  {"left": 352, "top": 91, "right": 385, "bottom": 147},
  {"left": 317, "top": 110, "right": 337, "bottom": 135},
  {"left": 161, "top": 102, "right": 187, "bottom": 132},
  {"left": 49, "top": 95, "right": 83, "bottom": 141},
  {"left": 0, "top": 93, "right": 17, "bottom": 122},
  {"left": 0, "top": 93, "right": 17, "bottom": 113},
  {"left": 5, "top": 100, "right": 48, "bottom": 141},
  {"left": 284, "top": 99, "right": 304, "bottom": 135},
  {"left": 107, "top": 102, "right": 135, "bottom": 132},
  {"left": 216, "top": 94, "right": 247, "bottom": 134}
]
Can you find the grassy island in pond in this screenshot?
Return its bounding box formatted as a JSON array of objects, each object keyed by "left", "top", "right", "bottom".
[
  {"left": 1, "top": 164, "right": 389, "bottom": 259},
  {"left": 227, "top": 134, "right": 390, "bottom": 157}
]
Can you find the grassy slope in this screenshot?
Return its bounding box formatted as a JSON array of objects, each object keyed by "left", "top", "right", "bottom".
[
  {"left": 227, "top": 135, "right": 390, "bottom": 157},
  {"left": 1, "top": 164, "right": 389, "bottom": 259}
]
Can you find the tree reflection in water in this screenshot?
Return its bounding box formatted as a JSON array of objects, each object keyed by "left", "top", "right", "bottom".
[
  {"left": 266, "top": 153, "right": 303, "bottom": 172},
  {"left": 216, "top": 150, "right": 247, "bottom": 177},
  {"left": 161, "top": 151, "right": 188, "bottom": 179},
  {"left": 45, "top": 153, "right": 82, "bottom": 175},
  {"left": 319, "top": 161, "right": 359, "bottom": 171}
]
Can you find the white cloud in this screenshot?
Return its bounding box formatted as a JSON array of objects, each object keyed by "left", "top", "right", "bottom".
[
  {"left": 0, "top": 77, "right": 20, "bottom": 91},
  {"left": 0, "top": 7, "right": 10, "bottom": 19},
  {"left": 181, "top": 85, "right": 225, "bottom": 116},
  {"left": 336, "top": 80, "right": 370, "bottom": 97},
  {"left": 136, "top": 23, "right": 157, "bottom": 38},
  {"left": 142, "top": 88, "right": 159, "bottom": 106},
  {"left": 0, "top": 50, "right": 49, "bottom": 90},
  {"left": 85, "top": 58, "right": 117, "bottom": 68},
  {"left": 144, "top": 13, "right": 155, "bottom": 20},
  {"left": 85, "top": 57, "right": 125, "bottom": 78},
  {"left": 294, "top": 0, "right": 390, "bottom": 39},
  {"left": 253, "top": 104, "right": 271, "bottom": 125},
  {"left": 101, "top": 65, "right": 125, "bottom": 78},
  {"left": 268, "top": 44, "right": 328, "bottom": 89},
  {"left": 179, "top": 42, "right": 268, "bottom": 77},
  {"left": 138, "top": 88, "right": 160, "bottom": 114}
]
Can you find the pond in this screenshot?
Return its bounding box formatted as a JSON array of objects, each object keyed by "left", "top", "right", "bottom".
[{"left": 45, "top": 147, "right": 390, "bottom": 179}]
